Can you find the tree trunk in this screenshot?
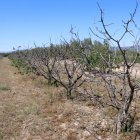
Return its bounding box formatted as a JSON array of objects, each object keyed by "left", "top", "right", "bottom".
[
  {"left": 116, "top": 109, "right": 133, "bottom": 134},
  {"left": 48, "top": 74, "right": 53, "bottom": 85},
  {"left": 67, "top": 88, "right": 72, "bottom": 99},
  {"left": 116, "top": 112, "right": 122, "bottom": 134}
]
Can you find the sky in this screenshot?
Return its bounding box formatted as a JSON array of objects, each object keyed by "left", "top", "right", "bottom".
[{"left": 0, "top": 0, "right": 140, "bottom": 52}]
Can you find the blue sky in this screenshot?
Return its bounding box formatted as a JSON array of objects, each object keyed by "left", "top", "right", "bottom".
[{"left": 0, "top": 0, "right": 140, "bottom": 52}]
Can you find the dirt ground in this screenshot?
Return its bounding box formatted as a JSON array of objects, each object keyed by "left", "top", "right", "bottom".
[{"left": 0, "top": 58, "right": 138, "bottom": 140}]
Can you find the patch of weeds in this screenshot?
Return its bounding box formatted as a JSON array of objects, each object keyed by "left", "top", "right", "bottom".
[
  {"left": 0, "top": 84, "right": 10, "bottom": 91},
  {"left": 119, "top": 132, "right": 136, "bottom": 140},
  {"left": 48, "top": 78, "right": 59, "bottom": 87},
  {"left": 22, "top": 104, "right": 39, "bottom": 115},
  {"left": 0, "top": 131, "right": 4, "bottom": 139},
  {"left": 136, "top": 78, "right": 140, "bottom": 86},
  {"left": 67, "top": 131, "right": 78, "bottom": 140},
  {"left": 44, "top": 90, "right": 65, "bottom": 105},
  {"left": 104, "top": 107, "right": 118, "bottom": 118}
]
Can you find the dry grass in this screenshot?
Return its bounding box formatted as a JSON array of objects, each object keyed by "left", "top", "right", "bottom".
[{"left": 0, "top": 58, "right": 140, "bottom": 140}]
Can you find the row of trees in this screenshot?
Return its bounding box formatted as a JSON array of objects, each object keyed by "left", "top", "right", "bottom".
[{"left": 8, "top": 3, "right": 140, "bottom": 136}]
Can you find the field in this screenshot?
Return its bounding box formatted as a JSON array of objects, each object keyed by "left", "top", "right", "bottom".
[
  {"left": 1, "top": 56, "right": 140, "bottom": 140},
  {"left": 0, "top": 58, "right": 104, "bottom": 140}
]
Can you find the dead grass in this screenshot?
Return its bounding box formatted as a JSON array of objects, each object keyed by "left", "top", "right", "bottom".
[{"left": 0, "top": 58, "right": 140, "bottom": 140}]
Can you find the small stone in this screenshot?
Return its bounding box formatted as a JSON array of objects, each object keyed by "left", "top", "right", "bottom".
[{"left": 60, "top": 123, "right": 67, "bottom": 130}]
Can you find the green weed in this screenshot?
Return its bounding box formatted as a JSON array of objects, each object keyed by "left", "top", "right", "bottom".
[{"left": 0, "top": 84, "right": 10, "bottom": 91}]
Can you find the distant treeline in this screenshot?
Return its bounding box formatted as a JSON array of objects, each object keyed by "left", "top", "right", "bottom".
[
  {"left": 9, "top": 38, "right": 140, "bottom": 65},
  {"left": 0, "top": 52, "right": 11, "bottom": 57}
]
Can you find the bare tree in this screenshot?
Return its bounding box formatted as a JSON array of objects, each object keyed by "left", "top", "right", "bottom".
[
  {"left": 88, "top": 2, "right": 140, "bottom": 134},
  {"left": 52, "top": 42, "right": 85, "bottom": 99},
  {"left": 27, "top": 44, "right": 58, "bottom": 85}
]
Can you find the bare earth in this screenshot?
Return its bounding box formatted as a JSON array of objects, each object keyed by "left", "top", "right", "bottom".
[{"left": 0, "top": 58, "right": 138, "bottom": 140}]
